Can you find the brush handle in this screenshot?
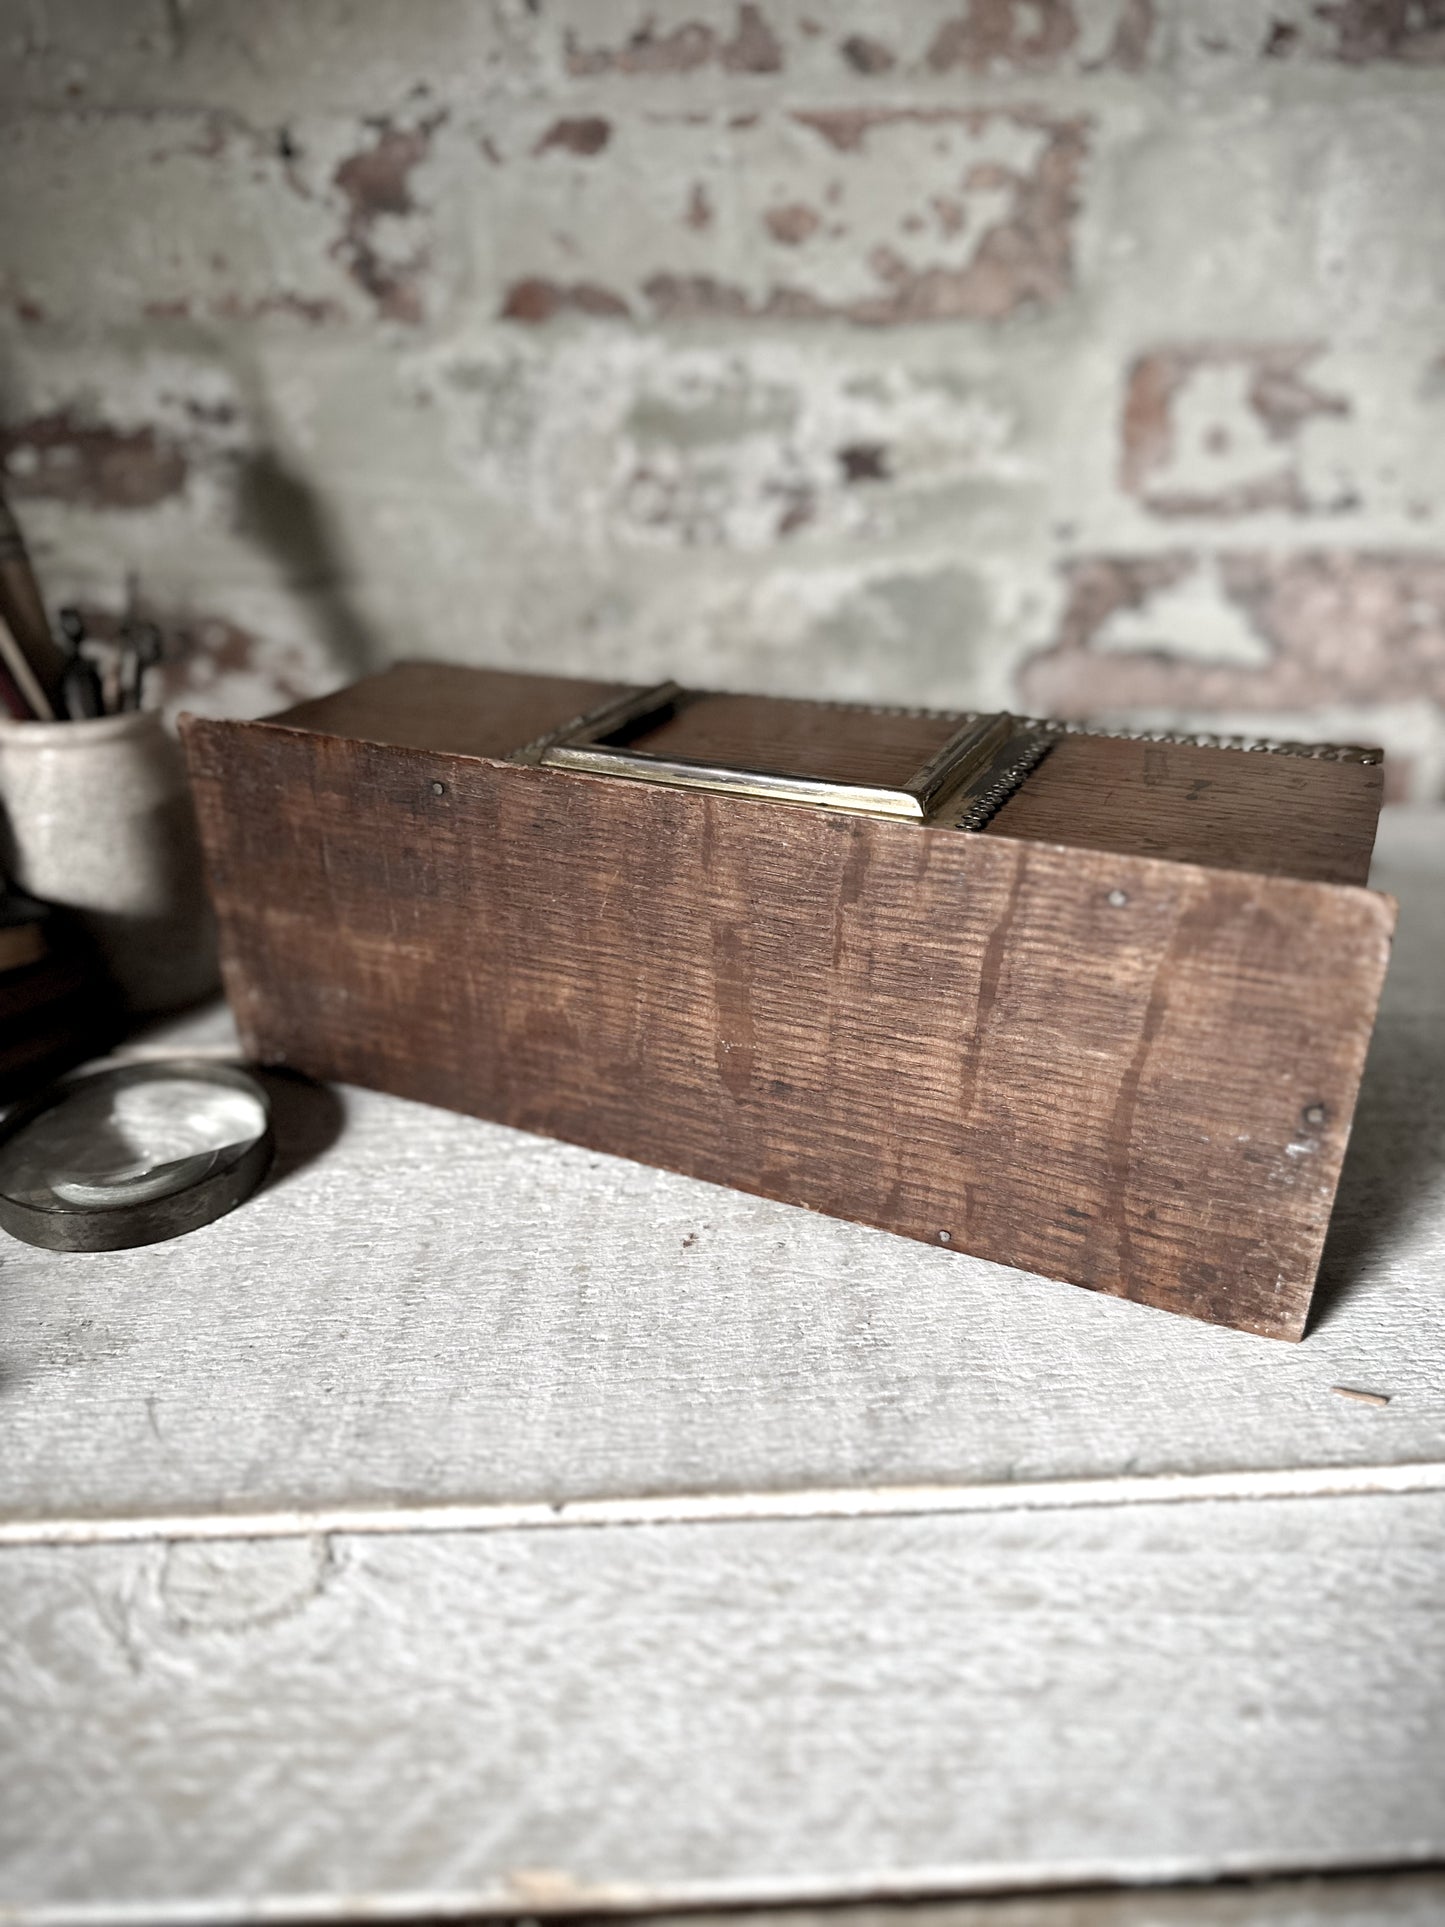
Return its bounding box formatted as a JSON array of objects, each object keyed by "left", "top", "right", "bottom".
[
  {"left": 0, "top": 488, "right": 66, "bottom": 713},
  {"left": 0, "top": 658, "right": 28, "bottom": 721}
]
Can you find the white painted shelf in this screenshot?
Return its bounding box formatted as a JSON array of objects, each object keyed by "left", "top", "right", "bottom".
[{"left": 1, "top": 809, "right": 1441, "bottom": 1922}]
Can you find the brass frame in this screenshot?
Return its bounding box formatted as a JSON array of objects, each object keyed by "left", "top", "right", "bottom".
[{"left": 525, "top": 682, "right": 1034, "bottom": 824}]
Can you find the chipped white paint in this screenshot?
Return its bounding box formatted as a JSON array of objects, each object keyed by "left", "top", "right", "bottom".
[
  {"left": 1, "top": 4, "right": 1443, "bottom": 788},
  {"left": 1089, "top": 560, "right": 1273, "bottom": 666},
  {"left": 3, "top": 1495, "right": 1445, "bottom": 1918},
  {"left": 1, "top": 810, "right": 1441, "bottom": 1536},
  {"left": 0, "top": 345, "right": 248, "bottom": 471},
  {"left": 407, "top": 335, "right": 1022, "bottom": 552},
  {"left": 0, "top": 816, "right": 1441, "bottom": 1919},
  {"left": 1139, "top": 359, "right": 1353, "bottom": 512},
  {"left": 483, "top": 107, "right": 1061, "bottom": 315}
]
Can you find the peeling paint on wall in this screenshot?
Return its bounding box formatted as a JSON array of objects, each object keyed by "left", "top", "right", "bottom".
[
  {"left": 407, "top": 336, "right": 1021, "bottom": 552},
  {"left": 1121, "top": 345, "right": 1355, "bottom": 518},
  {"left": 0, "top": 0, "right": 1442, "bottom": 794},
  {"left": 1, "top": 412, "right": 190, "bottom": 511},
  {"left": 926, "top": 0, "right": 1155, "bottom": 74},
  {"left": 1262, "top": 0, "right": 1445, "bottom": 64},
  {"left": 565, "top": 5, "right": 784, "bottom": 76},
  {"left": 544, "top": 0, "right": 1159, "bottom": 81},
  {"left": 494, "top": 108, "right": 1089, "bottom": 327},
  {"left": 1021, "top": 552, "right": 1445, "bottom": 716},
  {"left": 0, "top": 356, "right": 250, "bottom": 521},
  {"left": 331, "top": 111, "right": 447, "bottom": 323}
]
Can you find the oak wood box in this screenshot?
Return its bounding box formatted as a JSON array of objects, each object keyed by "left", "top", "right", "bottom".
[{"left": 181, "top": 665, "right": 1394, "bottom": 1341}]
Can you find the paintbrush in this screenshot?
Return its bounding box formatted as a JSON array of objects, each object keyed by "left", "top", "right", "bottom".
[
  {"left": 56, "top": 607, "right": 102, "bottom": 720},
  {"left": 0, "top": 653, "right": 30, "bottom": 720},
  {"left": 0, "top": 486, "right": 65, "bottom": 717},
  {"left": 0, "top": 606, "right": 53, "bottom": 720}
]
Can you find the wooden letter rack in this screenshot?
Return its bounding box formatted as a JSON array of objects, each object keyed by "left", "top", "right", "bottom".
[{"left": 182, "top": 665, "right": 1394, "bottom": 1340}]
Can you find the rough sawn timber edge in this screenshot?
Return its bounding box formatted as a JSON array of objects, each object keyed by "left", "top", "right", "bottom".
[{"left": 181, "top": 715, "right": 1396, "bottom": 1340}]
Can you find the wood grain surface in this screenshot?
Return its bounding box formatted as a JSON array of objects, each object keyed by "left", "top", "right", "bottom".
[
  {"left": 615, "top": 689, "right": 971, "bottom": 788},
  {"left": 3, "top": 1493, "right": 1443, "bottom": 1920},
  {"left": 184, "top": 672, "right": 1394, "bottom": 1338},
  {"left": 264, "top": 660, "right": 630, "bottom": 760},
  {"left": 984, "top": 734, "right": 1383, "bottom": 887}
]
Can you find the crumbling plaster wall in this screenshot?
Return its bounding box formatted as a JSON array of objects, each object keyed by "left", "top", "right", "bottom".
[{"left": 2, "top": 0, "right": 1444, "bottom": 794}]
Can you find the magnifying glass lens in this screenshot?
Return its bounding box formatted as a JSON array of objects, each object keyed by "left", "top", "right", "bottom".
[
  {"left": 0, "top": 1076, "right": 267, "bottom": 1209},
  {"left": 0, "top": 1062, "right": 274, "bottom": 1250}
]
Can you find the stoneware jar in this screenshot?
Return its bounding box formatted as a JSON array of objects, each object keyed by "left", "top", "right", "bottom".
[{"left": 0, "top": 709, "right": 218, "bottom": 1015}]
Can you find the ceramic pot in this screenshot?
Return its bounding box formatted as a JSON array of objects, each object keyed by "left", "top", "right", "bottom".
[{"left": 0, "top": 710, "right": 218, "bottom": 1015}]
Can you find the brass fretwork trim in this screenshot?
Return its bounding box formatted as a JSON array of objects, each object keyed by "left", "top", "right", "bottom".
[{"left": 513, "top": 683, "right": 1380, "bottom": 831}]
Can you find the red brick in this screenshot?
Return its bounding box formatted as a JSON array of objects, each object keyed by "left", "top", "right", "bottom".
[
  {"left": 0, "top": 410, "right": 188, "bottom": 511},
  {"left": 566, "top": 5, "right": 783, "bottom": 75},
  {"left": 927, "top": 0, "right": 1154, "bottom": 71},
  {"left": 1121, "top": 346, "right": 1351, "bottom": 518},
  {"left": 331, "top": 112, "right": 445, "bottom": 324},
  {"left": 500, "top": 109, "right": 1089, "bottom": 327},
  {"left": 1021, "top": 551, "right": 1445, "bottom": 715}
]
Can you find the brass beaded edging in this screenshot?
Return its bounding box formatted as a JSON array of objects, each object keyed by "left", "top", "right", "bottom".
[
  {"left": 939, "top": 718, "right": 1383, "bottom": 834},
  {"left": 1021, "top": 719, "right": 1381, "bottom": 765},
  {"left": 511, "top": 683, "right": 1382, "bottom": 836},
  {"left": 931, "top": 724, "right": 1058, "bottom": 831}
]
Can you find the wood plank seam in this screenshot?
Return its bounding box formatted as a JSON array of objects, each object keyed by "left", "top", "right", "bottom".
[
  {"left": 6, "top": 1843, "right": 1445, "bottom": 1923},
  {"left": 5, "top": 1458, "right": 1444, "bottom": 1549}
]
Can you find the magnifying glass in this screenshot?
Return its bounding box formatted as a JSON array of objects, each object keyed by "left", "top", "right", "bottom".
[{"left": 0, "top": 1060, "right": 273, "bottom": 1252}]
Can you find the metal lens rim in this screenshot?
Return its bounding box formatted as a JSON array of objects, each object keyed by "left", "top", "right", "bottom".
[{"left": 0, "top": 1059, "right": 275, "bottom": 1253}]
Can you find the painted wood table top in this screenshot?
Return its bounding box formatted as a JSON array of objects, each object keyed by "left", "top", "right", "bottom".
[{"left": 0, "top": 807, "right": 1441, "bottom": 1923}]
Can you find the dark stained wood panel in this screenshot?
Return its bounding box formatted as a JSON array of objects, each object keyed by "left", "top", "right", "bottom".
[
  {"left": 267, "top": 662, "right": 630, "bottom": 762},
  {"left": 985, "top": 733, "right": 1384, "bottom": 887},
  {"left": 184, "top": 687, "right": 1395, "bottom": 1341},
  {"left": 621, "top": 692, "right": 970, "bottom": 788}
]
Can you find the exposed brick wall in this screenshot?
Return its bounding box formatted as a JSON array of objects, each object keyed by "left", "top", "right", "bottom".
[{"left": 1, "top": 0, "right": 1442, "bottom": 794}]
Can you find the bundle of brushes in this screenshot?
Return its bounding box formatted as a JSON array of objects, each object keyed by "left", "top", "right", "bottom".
[
  {"left": 53, "top": 607, "right": 163, "bottom": 720},
  {"left": 0, "top": 484, "right": 164, "bottom": 724}
]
